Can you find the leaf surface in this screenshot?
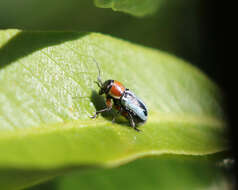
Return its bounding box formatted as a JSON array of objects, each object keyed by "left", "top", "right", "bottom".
[{"left": 0, "top": 29, "right": 228, "bottom": 189}]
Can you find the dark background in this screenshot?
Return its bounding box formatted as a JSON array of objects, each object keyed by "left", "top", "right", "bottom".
[{"left": 205, "top": 0, "right": 236, "bottom": 183}]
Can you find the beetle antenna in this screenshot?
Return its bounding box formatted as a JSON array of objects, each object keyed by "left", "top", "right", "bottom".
[{"left": 93, "top": 58, "right": 103, "bottom": 87}]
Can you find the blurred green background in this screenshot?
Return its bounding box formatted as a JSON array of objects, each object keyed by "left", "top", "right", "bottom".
[
  {"left": 0, "top": 0, "right": 219, "bottom": 83},
  {"left": 0, "top": 0, "right": 230, "bottom": 189},
  {"left": 29, "top": 156, "right": 233, "bottom": 190}
]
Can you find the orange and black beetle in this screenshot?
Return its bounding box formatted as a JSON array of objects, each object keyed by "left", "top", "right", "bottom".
[{"left": 91, "top": 60, "right": 148, "bottom": 131}]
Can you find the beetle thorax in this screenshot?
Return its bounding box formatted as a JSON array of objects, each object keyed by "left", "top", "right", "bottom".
[{"left": 108, "top": 80, "right": 125, "bottom": 99}]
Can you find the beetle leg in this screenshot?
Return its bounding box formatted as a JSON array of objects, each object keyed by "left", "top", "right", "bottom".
[
  {"left": 128, "top": 112, "right": 140, "bottom": 132},
  {"left": 91, "top": 97, "right": 112, "bottom": 119},
  {"left": 112, "top": 106, "right": 123, "bottom": 123},
  {"left": 90, "top": 107, "right": 112, "bottom": 119}
]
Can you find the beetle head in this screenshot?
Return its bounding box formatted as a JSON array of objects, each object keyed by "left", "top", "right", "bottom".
[{"left": 98, "top": 80, "right": 113, "bottom": 95}]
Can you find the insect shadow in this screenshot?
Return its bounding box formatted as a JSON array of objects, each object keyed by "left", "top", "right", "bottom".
[{"left": 90, "top": 90, "right": 129, "bottom": 126}]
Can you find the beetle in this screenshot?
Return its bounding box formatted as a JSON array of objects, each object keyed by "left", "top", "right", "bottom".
[{"left": 91, "top": 59, "right": 148, "bottom": 131}]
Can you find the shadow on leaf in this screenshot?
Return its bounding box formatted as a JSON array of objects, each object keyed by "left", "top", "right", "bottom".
[
  {"left": 0, "top": 31, "right": 89, "bottom": 69},
  {"left": 90, "top": 90, "right": 130, "bottom": 127}
]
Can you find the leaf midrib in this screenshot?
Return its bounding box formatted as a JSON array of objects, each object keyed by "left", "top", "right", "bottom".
[{"left": 0, "top": 112, "right": 225, "bottom": 139}]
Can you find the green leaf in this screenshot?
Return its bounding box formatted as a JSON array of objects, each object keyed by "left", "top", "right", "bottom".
[
  {"left": 94, "top": 0, "right": 163, "bottom": 17},
  {"left": 0, "top": 29, "right": 228, "bottom": 189}
]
